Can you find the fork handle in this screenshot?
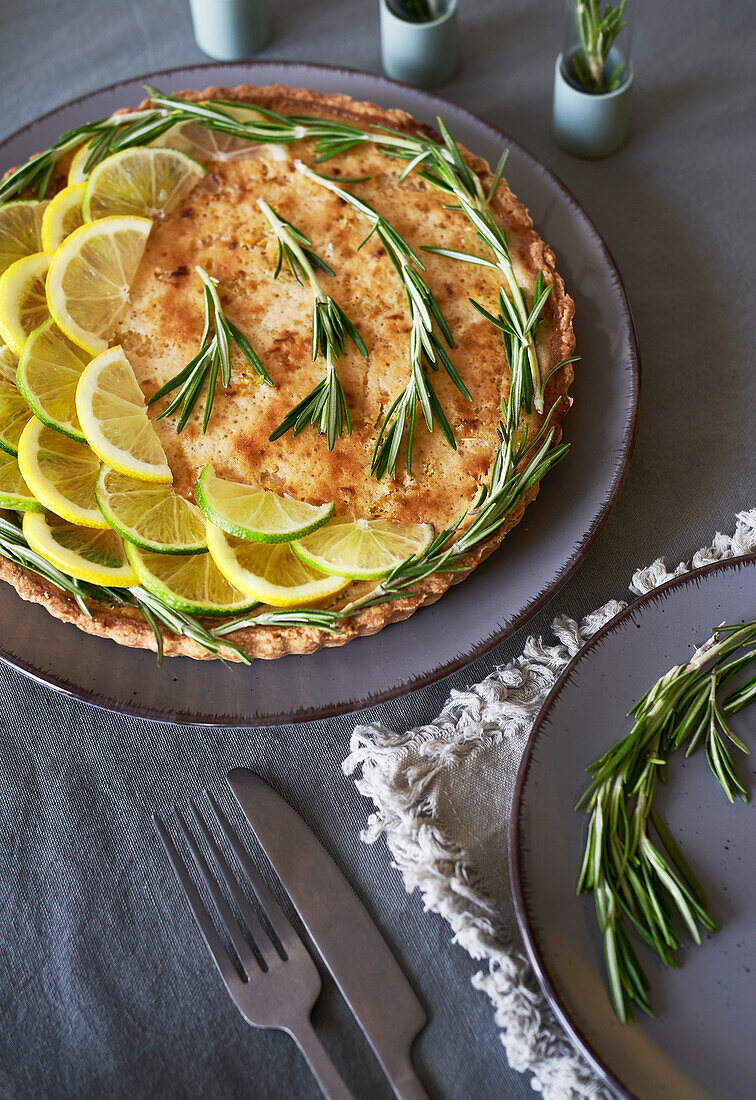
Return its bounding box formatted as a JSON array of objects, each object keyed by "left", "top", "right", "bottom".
[{"left": 289, "top": 1016, "right": 353, "bottom": 1100}]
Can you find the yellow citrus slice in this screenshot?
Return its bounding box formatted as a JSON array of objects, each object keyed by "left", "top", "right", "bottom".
[
  {"left": 82, "top": 147, "right": 205, "bottom": 221},
  {"left": 95, "top": 467, "right": 207, "bottom": 554},
  {"left": 23, "top": 510, "right": 136, "bottom": 586},
  {"left": 293, "top": 516, "right": 434, "bottom": 580},
  {"left": 151, "top": 105, "right": 263, "bottom": 162},
  {"left": 0, "top": 344, "right": 31, "bottom": 456},
  {"left": 41, "top": 183, "right": 86, "bottom": 253},
  {"left": 17, "top": 417, "right": 106, "bottom": 527},
  {"left": 195, "top": 464, "right": 334, "bottom": 543},
  {"left": 67, "top": 142, "right": 95, "bottom": 185},
  {"left": 0, "top": 252, "right": 51, "bottom": 355},
  {"left": 75, "top": 346, "right": 171, "bottom": 482},
  {"left": 126, "top": 542, "right": 258, "bottom": 616},
  {"left": 0, "top": 199, "right": 48, "bottom": 276},
  {"left": 16, "top": 319, "right": 91, "bottom": 441},
  {"left": 46, "top": 215, "right": 151, "bottom": 354},
  {"left": 206, "top": 521, "right": 350, "bottom": 608},
  {"left": 0, "top": 450, "right": 45, "bottom": 512}
]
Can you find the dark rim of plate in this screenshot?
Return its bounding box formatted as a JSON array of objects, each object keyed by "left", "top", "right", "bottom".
[
  {"left": 509, "top": 552, "right": 756, "bottom": 1100},
  {"left": 0, "top": 60, "right": 640, "bottom": 727}
]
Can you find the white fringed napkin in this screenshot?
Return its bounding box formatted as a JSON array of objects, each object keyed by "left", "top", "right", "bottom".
[{"left": 344, "top": 510, "right": 756, "bottom": 1099}]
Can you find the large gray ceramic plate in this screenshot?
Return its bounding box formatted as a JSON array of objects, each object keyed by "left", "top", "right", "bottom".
[
  {"left": 0, "top": 62, "right": 639, "bottom": 726},
  {"left": 511, "top": 556, "right": 756, "bottom": 1100}
]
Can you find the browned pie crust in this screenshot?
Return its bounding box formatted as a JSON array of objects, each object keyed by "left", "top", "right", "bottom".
[{"left": 0, "top": 85, "right": 575, "bottom": 661}]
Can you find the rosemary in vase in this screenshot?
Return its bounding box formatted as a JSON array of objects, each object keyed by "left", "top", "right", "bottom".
[
  {"left": 578, "top": 620, "right": 756, "bottom": 1021},
  {"left": 257, "top": 198, "right": 367, "bottom": 449},
  {"left": 570, "top": 0, "right": 628, "bottom": 93}
]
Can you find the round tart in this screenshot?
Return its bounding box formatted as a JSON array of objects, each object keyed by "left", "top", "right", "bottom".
[{"left": 0, "top": 84, "right": 575, "bottom": 661}]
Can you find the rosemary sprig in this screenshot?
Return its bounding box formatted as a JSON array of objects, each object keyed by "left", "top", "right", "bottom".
[
  {"left": 148, "top": 265, "right": 270, "bottom": 433},
  {"left": 257, "top": 199, "right": 366, "bottom": 449},
  {"left": 0, "top": 512, "right": 249, "bottom": 664},
  {"left": 577, "top": 621, "right": 756, "bottom": 1021},
  {"left": 295, "top": 159, "right": 469, "bottom": 478},
  {"left": 572, "top": 1, "right": 628, "bottom": 93}
]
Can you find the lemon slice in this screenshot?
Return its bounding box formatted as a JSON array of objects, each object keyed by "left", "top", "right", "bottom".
[
  {"left": 96, "top": 466, "right": 207, "bottom": 554},
  {"left": 206, "top": 522, "right": 350, "bottom": 608},
  {"left": 0, "top": 200, "right": 48, "bottom": 276},
  {"left": 41, "top": 184, "right": 86, "bottom": 253},
  {"left": 16, "top": 319, "right": 91, "bottom": 441},
  {"left": 126, "top": 542, "right": 258, "bottom": 616},
  {"left": 0, "top": 451, "right": 45, "bottom": 512},
  {"left": 76, "top": 346, "right": 171, "bottom": 482},
  {"left": 68, "top": 142, "right": 95, "bottom": 185},
  {"left": 46, "top": 215, "right": 151, "bottom": 354},
  {"left": 23, "top": 511, "right": 136, "bottom": 585},
  {"left": 82, "top": 148, "right": 205, "bottom": 222},
  {"left": 0, "top": 252, "right": 51, "bottom": 355},
  {"left": 152, "top": 105, "right": 259, "bottom": 162},
  {"left": 0, "top": 344, "right": 31, "bottom": 456},
  {"left": 17, "top": 417, "right": 106, "bottom": 527},
  {"left": 195, "top": 464, "right": 334, "bottom": 543},
  {"left": 293, "top": 516, "right": 434, "bottom": 580}
]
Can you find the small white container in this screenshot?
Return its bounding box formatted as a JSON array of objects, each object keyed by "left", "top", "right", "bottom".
[
  {"left": 379, "top": 0, "right": 459, "bottom": 89},
  {"left": 189, "top": 0, "right": 270, "bottom": 61},
  {"left": 552, "top": 48, "right": 633, "bottom": 159}
]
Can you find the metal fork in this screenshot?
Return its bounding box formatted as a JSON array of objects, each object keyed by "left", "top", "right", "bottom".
[{"left": 154, "top": 792, "right": 352, "bottom": 1100}]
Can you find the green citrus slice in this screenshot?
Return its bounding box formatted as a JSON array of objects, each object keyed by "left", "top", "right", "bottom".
[
  {"left": 96, "top": 466, "right": 207, "bottom": 554},
  {"left": 0, "top": 450, "right": 45, "bottom": 512},
  {"left": 206, "top": 521, "right": 350, "bottom": 608},
  {"left": 76, "top": 346, "right": 171, "bottom": 482},
  {"left": 293, "top": 516, "right": 434, "bottom": 580},
  {"left": 46, "top": 215, "right": 151, "bottom": 354},
  {"left": 16, "top": 319, "right": 91, "bottom": 441},
  {"left": 41, "top": 183, "right": 86, "bottom": 253},
  {"left": 82, "top": 147, "right": 205, "bottom": 221},
  {"left": 0, "top": 344, "right": 31, "bottom": 456},
  {"left": 23, "top": 510, "right": 136, "bottom": 586},
  {"left": 0, "top": 200, "right": 48, "bottom": 276},
  {"left": 17, "top": 417, "right": 106, "bottom": 527},
  {"left": 195, "top": 464, "right": 334, "bottom": 543},
  {"left": 0, "top": 252, "right": 51, "bottom": 355},
  {"left": 126, "top": 542, "right": 258, "bottom": 616}
]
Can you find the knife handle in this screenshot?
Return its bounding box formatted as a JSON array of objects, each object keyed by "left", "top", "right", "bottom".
[{"left": 289, "top": 1016, "right": 354, "bottom": 1100}]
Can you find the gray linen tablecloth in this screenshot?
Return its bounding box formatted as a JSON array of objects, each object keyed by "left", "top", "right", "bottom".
[{"left": 0, "top": 2, "right": 753, "bottom": 1097}]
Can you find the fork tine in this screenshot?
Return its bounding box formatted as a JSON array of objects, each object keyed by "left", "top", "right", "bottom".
[
  {"left": 206, "top": 791, "right": 305, "bottom": 959},
  {"left": 171, "top": 806, "right": 260, "bottom": 978},
  {"left": 188, "top": 800, "right": 282, "bottom": 968},
  {"left": 153, "top": 813, "right": 238, "bottom": 987}
]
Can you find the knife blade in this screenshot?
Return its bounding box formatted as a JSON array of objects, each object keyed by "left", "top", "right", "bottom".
[{"left": 227, "top": 768, "right": 429, "bottom": 1100}]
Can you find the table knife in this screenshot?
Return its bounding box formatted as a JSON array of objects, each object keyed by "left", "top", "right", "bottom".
[{"left": 227, "top": 768, "right": 429, "bottom": 1100}]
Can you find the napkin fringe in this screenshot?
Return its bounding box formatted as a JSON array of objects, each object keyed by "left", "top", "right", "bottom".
[{"left": 344, "top": 508, "right": 756, "bottom": 1099}]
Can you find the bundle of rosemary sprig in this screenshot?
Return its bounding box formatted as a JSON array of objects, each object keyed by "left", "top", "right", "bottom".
[
  {"left": 571, "top": 0, "right": 628, "bottom": 94},
  {"left": 295, "top": 159, "right": 470, "bottom": 478},
  {"left": 257, "top": 198, "right": 367, "bottom": 449},
  {"left": 578, "top": 620, "right": 756, "bottom": 1021},
  {"left": 148, "top": 266, "right": 271, "bottom": 433}
]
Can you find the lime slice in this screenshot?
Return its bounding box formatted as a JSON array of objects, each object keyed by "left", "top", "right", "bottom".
[
  {"left": 46, "top": 215, "right": 151, "bottom": 354},
  {"left": 293, "top": 516, "right": 434, "bottom": 580},
  {"left": 23, "top": 510, "right": 136, "bottom": 586},
  {"left": 0, "top": 344, "right": 31, "bottom": 456},
  {"left": 96, "top": 466, "right": 207, "bottom": 554},
  {"left": 76, "top": 346, "right": 171, "bottom": 482},
  {"left": 17, "top": 417, "right": 106, "bottom": 527},
  {"left": 82, "top": 148, "right": 205, "bottom": 222},
  {"left": 0, "top": 200, "right": 48, "bottom": 276},
  {"left": 126, "top": 541, "right": 258, "bottom": 616},
  {"left": 68, "top": 142, "right": 95, "bottom": 185},
  {"left": 16, "top": 319, "right": 91, "bottom": 441},
  {"left": 195, "top": 464, "right": 334, "bottom": 543},
  {"left": 0, "top": 252, "right": 51, "bottom": 355},
  {"left": 0, "top": 450, "right": 45, "bottom": 512},
  {"left": 41, "top": 184, "right": 86, "bottom": 253},
  {"left": 152, "top": 106, "right": 259, "bottom": 162},
  {"left": 206, "top": 521, "right": 350, "bottom": 608}
]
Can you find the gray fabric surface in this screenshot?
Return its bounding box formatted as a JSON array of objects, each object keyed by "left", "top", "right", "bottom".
[{"left": 0, "top": 1, "right": 753, "bottom": 1097}]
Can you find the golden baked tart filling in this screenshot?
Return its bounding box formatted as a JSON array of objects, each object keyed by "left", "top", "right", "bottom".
[{"left": 0, "top": 85, "right": 575, "bottom": 662}]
